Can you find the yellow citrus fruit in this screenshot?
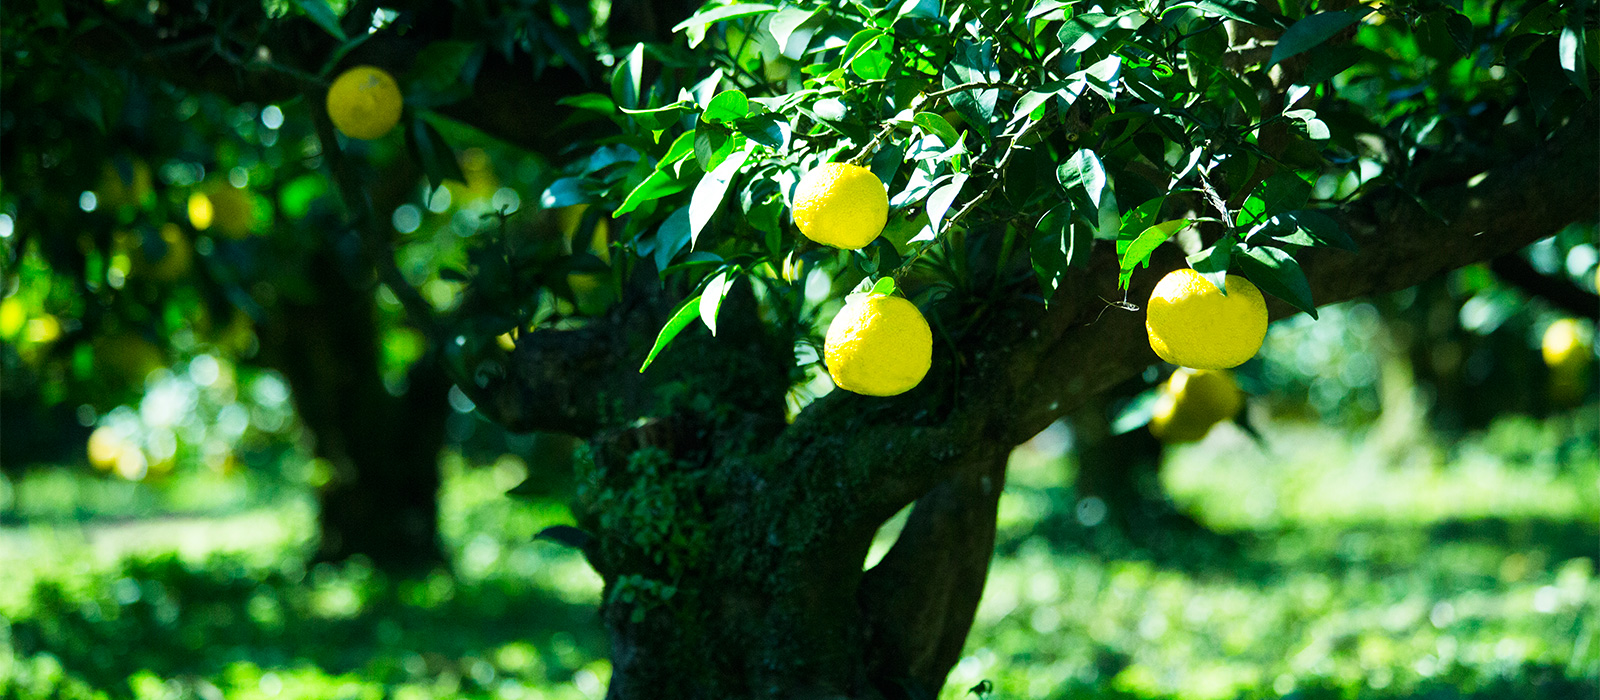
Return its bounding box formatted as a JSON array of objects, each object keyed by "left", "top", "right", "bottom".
[
  {"left": 823, "top": 293, "right": 932, "bottom": 396},
  {"left": 793, "top": 163, "right": 889, "bottom": 249},
  {"left": 1149, "top": 368, "right": 1243, "bottom": 444},
  {"left": 327, "top": 66, "right": 403, "bottom": 140},
  {"left": 87, "top": 426, "right": 126, "bottom": 471},
  {"left": 188, "top": 192, "right": 214, "bottom": 230},
  {"left": 1542, "top": 318, "right": 1592, "bottom": 373},
  {"left": 0, "top": 298, "right": 24, "bottom": 340},
  {"left": 1146, "top": 269, "right": 1268, "bottom": 369}
]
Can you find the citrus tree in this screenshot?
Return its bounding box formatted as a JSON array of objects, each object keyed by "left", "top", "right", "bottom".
[{"left": 5, "top": 0, "right": 1598, "bottom": 697}]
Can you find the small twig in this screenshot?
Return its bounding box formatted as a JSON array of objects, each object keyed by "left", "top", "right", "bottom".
[
  {"left": 893, "top": 116, "right": 1053, "bottom": 278},
  {"left": 924, "top": 80, "right": 1025, "bottom": 101},
  {"left": 1193, "top": 164, "right": 1235, "bottom": 234}
]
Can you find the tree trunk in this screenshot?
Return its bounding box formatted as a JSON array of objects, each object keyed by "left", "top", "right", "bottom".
[
  {"left": 590, "top": 413, "right": 1009, "bottom": 700},
  {"left": 260, "top": 250, "right": 451, "bottom": 574}
]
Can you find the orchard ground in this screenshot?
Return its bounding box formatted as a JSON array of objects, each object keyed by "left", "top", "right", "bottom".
[{"left": 3, "top": 305, "right": 1596, "bottom": 700}]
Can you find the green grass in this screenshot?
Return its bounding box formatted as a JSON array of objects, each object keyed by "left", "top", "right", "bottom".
[{"left": 3, "top": 407, "right": 1597, "bottom": 700}]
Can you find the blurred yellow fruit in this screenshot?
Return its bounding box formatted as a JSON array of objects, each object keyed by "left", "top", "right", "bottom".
[
  {"left": 1542, "top": 318, "right": 1592, "bottom": 373},
  {"left": 0, "top": 298, "right": 24, "bottom": 339},
  {"left": 823, "top": 293, "right": 932, "bottom": 396},
  {"left": 1146, "top": 269, "right": 1268, "bottom": 370},
  {"left": 1149, "top": 368, "right": 1243, "bottom": 444},
  {"left": 188, "top": 191, "right": 214, "bottom": 230},
  {"left": 23, "top": 315, "right": 60, "bottom": 344},
  {"left": 793, "top": 163, "right": 889, "bottom": 249},
  {"left": 327, "top": 66, "right": 403, "bottom": 140},
  {"left": 87, "top": 426, "right": 126, "bottom": 471}
]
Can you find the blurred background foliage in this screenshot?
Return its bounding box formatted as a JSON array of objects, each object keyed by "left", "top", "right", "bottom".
[{"left": 2, "top": 0, "right": 1598, "bottom": 697}]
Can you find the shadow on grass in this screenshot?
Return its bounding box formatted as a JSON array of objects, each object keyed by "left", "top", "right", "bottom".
[
  {"left": 1000, "top": 483, "right": 1599, "bottom": 584},
  {"left": 10, "top": 551, "right": 606, "bottom": 696}
]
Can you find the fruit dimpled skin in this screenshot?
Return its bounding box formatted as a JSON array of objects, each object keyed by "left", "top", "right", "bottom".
[
  {"left": 823, "top": 294, "right": 932, "bottom": 397},
  {"left": 1145, "top": 268, "right": 1268, "bottom": 370},
  {"left": 792, "top": 163, "right": 889, "bottom": 250},
  {"left": 326, "top": 66, "right": 403, "bottom": 140}
]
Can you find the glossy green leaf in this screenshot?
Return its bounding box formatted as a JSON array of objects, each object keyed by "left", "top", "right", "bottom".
[
  {"left": 689, "top": 147, "right": 750, "bottom": 247},
  {"left": 703, "top": 90, "right": 750, "bottom": 122},
  {"left": 699, "top": 271, "right": 736, "bottom": 336},
  {"left": 1237, "top": 244, "right": 1318, "bottom": 318},
  {"left": 292, "top": 0, "right": 347, "bottom": 41},
  {"left": 1118, "top": 219, "right": 1190, "bottom": 289},
  {"left": 640, "top": 295, "right": 704, "bottom": 372},
  {"left": 1269, "top": 10, "right": 1371, "bottom": 67}
]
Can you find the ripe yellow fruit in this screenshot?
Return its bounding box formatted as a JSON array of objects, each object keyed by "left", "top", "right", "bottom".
[
  {"left": 793, "top": 163, "right": 888, "bottom": 249},
  {"left": 823, "top": 293, "right": 932, "bottom": 396},
  {"left": 0, "top": 298, "right": 24, "bottom": 340},
  {"left": 1542, "top": 318, "right": 1592, "bottom": 373},
  {"left": 190, "top": 185, "right": 255, "bottom": 238},
  {"left": 327, "top": 66, "right": 403, "bottom": 140},
  {"left": 1148, "top": 368, "right": 1243, "bottom": 444},
  {"left": 87, "top": 426, "right": 126, "bottom": 471},
  {"left": 1146, "top": 269, "right": 1268, "bottom": 369}
]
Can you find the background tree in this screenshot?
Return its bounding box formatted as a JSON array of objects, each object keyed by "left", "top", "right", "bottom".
[{"left": 3, "top": 0, "right": 1596, "bottom": 698}]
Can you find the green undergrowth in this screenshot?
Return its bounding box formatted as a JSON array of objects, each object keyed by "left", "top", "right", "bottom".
[{"left": 3, "top": 406, "right": 1597, "bottom": 700}]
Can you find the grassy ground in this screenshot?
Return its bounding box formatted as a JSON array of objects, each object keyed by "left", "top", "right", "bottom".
[{"left": 2, "top": 408, "right": 1596, "bottom": 700}]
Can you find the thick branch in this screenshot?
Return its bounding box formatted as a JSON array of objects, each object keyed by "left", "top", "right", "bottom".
[
  {"left": 859, "top": 450, "right": 1008, "bottom": 699},
  {"left": 1489, "top": 255, "right": 1599, "bottom": 319},
  {"left": 783, "top": 104, "right": 1599, "bottom": 523}
]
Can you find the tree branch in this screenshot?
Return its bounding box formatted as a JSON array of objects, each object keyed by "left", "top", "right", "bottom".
[
  {"left": 1489, "top": 255, "right": 1599, "bottom": 319},
  {"left": 781, "top": 103, "right": 1599, "bottom": 525},
  {"left": 859, "top": 450, "right": 1008, "bottom": 698}
]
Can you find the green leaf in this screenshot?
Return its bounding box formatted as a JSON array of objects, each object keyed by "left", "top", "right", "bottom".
[
  {"left": 408, "top": 117, "right": 464, "bottom": 189},
  {"left": 926, "top": 174, "right": 968, "bottom": 235},
  {"left": 1057, "top": 149, "right": 1109, "bottom": 208},
  {"left": 1269, "top": 10, "right": 1370, "bottom": 67},
  {"left": 640, "top": 295, "right": 704, "bottom": 372},
  {"left": 689, "top": 146, "right": 750, "bottom": 247},
  {"left": 542, "top": 178, "right": 587, "bottom": 209},
  {"left": 414, "top": 41, "right": 482, "bottom": 94},
  {"left": 611, "top": 44, "right": 645, "bottom": 109},
  {"left": 672, "top": 3, "right": 778, "bottom": 48},
  {"left": 1247, "top": 209, "right": 1356, "bottom": 251},
  {"left": 1237, "top": 244, "right": 1318, "bottom": 318},
  {"left": 660, "top": 130, "right": 698, "bottom": 168},
  {"left": 1109, "top": 386, "right": 1164, "bottom": 434},
  {"left": 699, "top": 271, "right": 736, "bottom": 336},
  {"left": 620, "top": 101, "right": 689, "bottom": 131},
  {"left": 1560, "top": 26, "right": 1590, "bottom": 93},
  {"left": 769, "top": 7, "right": 820, "bottom": 57},
  {"left": 913, "top": 112, "right": 961, "bottom": 147},
  {"left": 1237, "top": 171, "right": 1313, "bottom": 228},
  {"left": 1169, "top": 0, "right": 1283, "bottom": 28},
  {"left": 1030, "top": 205, "right": 1071, "bottom": 302},
  {"left": 616, "top": 170, "right": 690, "bottom": 217},
  {"left": 1187, "top": 236, "right": 1236, "bottom": 296},
  {"left": 871, "top": 277, "right": 898, "bottom": 295},
  {"left": 942, "top": 40, "right": 1001, "bottom": 141},
  {"left": 292, "top": 0, "right": 347, "bottom": 41},
  {"left": 738, "top": 115, "right": 789, "bottom": 150},
  {"left": 655, "top": 208, "right": 693, "bottom": 272},
  {"left": 703, "top": 90, "right": 750, "bottom": 122},
  {"left": 1118, "top": 219, "right": 1190, "bottom": 289},
  {"left": 558, "top": 93, "right": 616, "bottom": 113}
]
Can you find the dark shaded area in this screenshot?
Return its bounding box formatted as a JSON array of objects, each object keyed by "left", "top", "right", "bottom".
[{"left": 9, "top": 552, "right": 605, "bottom": 695}]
